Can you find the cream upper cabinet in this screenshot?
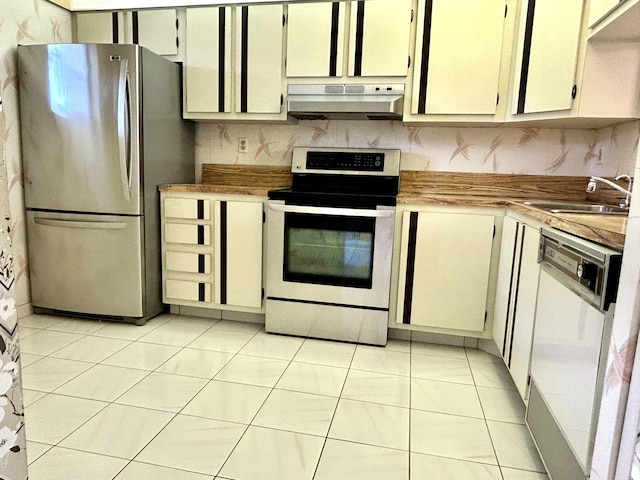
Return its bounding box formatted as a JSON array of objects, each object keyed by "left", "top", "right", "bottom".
[
  {"left": 75, "top": 9, "right": 179, "bottom": 57},
  {"left": 286, "top": 0, "right": 412, "bottom": 78},
  {"left": 588, "top": 0, "right": 624, "bottom": 26},
  {"left": 347, "top": 0, "right": 413, "bottom": 77},
  {"left": 395, "top": 209, "right": 497, "bottom": 334},
  {"left": 184, "top": 5, "right": 285, "bottom": 121},
  {"left": 286, "top": 3, "right": 346, "bottom": 77},
  {"left": 409, "top": 0, "right": 507, "bottom": 116},
  {"left": 512, "top": 0, "right": 584, "bottom": 114}
]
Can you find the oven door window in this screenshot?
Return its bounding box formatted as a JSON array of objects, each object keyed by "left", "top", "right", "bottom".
[{"left": 284, "top": 213, "right": 375, "bottom": 289}]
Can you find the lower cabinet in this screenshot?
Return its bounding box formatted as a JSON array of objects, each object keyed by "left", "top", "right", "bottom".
[
  {"left": 492, "top": 215, "right": 541, "bottom": 399},
  {"left": 395, "top": 208, "right": 499, "bottom": 333},
  {"left": 161, "top": 191, "right": 264, "bottom": 311}
]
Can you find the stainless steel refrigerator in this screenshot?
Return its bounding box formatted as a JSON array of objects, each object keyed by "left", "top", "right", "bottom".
[{"left": 18, "top": 43, "right": 194, "bottom": 324}]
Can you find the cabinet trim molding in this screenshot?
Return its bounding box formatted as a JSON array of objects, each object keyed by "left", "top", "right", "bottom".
[
  {"left": 329, "top": 2, "right": 340, "bottom": 76},
  {"left": 416, "top": 0, "right": 433, "bottom": 114},
  {"left": 517, "top": 0, "right": 537, "bottom": 114},
  {"left": 218, "top": 7, "right": 227, "bottom": 113},
  {"left": 402, "top": 211, "right": 419, "bottom": 324},
  {"left": 353, "top": 1, "right": 365, "bottom": 76},
  {"left": 219, "top": 200, "right": 228, "bottom": 304}
]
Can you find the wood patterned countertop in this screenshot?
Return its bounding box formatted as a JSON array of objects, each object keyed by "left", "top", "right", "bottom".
[{"left": 160, "top": 165, "right": 628, "bottom": 250}]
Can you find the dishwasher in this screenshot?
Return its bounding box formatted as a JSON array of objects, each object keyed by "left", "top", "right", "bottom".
[{"left": 527, "top": 228, "right": 622, "bottom": 480}]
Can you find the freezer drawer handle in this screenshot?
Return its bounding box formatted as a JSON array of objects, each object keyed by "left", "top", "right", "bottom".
[{"left": 34, "top": 218, "right": 127, "bottom": 230}]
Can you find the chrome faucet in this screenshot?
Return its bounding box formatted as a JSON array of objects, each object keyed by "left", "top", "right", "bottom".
[{"left": 586, "top": 175, "right": 633, "bottom": 208}]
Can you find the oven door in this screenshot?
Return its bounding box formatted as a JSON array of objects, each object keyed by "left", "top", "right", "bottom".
[{"left": 266, "top": 200, "right": 395, "bottom": 309}]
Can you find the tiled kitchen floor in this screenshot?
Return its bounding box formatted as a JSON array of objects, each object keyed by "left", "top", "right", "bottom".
[{"left": 18, "top": 312, "right": 549, "bottom": 480}]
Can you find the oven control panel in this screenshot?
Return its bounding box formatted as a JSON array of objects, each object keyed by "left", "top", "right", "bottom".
[{"left": 291, "top": 147, "right": 401, "bottom": 176}]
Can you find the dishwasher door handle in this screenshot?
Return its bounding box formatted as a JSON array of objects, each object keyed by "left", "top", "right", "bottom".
[{"left": 268, "top": 203, "right": 394, "bottom": 218}]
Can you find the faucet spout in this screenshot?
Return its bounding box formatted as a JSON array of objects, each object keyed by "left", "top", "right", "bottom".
[{"left": 586, "top": 175, "right": 633, "bottom": 207}]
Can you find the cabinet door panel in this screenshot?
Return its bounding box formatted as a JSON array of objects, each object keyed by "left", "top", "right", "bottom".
[
  {"left": 137, "top": 9, "right": 178, "bottom": 56},
  {"left": 164, "top": 198, "right": 211, "bottom": 220},
  {"left": 165, "top": 252, "right": 212, "bottom": 274},
  {"left": 185, "top": 7, "right": 232, "bottom": 114},
  {"left": 165, "top": 223, "right": 211, "bottom": 246},
  {"left": 348, "top": 0, "right": 412, "bottom": 76},
  {"left": 287, "top": 3, "right": 345, "bottom": 77},
  {"left": 516, "top": 0, "right": 583, "bottom": 113},
  {"left": 76, "top": 12, "right": 120, "bottom": 44},
  {"left": 412, "top": 0, "right": 505, "bottom": 114},
  {"left": 166, "top": 279, "right": 211, "bottom": 303},
  {"left": 237, "top": 5, "right": 284, "bottom": 114},
  {"left": 409, "top": 211, "right": 495, "bottom": 332}
]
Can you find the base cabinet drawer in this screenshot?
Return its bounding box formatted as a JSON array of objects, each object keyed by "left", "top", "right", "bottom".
[
  {"left": 165, "top": 279, "right": 211, "bottom": 303},
  {"left": 165, "top": 251, "right": 212, "bottom": 274},
  {"left": 164, "top": 223, "right": 211, "bottom": 245},
  {"left": 164, "top": 198, "right": 211, "bottom": 220}
]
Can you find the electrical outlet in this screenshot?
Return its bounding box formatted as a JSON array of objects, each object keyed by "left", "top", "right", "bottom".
[
  {"left": 596, "top": 148, "right": 603, "bottom": 164},
  {"left": 238, "top": 137, "right": 248, "bottom": 153}
]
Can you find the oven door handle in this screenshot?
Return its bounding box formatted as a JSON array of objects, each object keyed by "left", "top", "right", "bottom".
[{"left": 268, "top": 203, "right": 394, "bottom": 218}]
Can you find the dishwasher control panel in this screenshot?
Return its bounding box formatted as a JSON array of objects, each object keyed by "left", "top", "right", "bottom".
[{"left": 539, "top": 228, "right": 622, "bottom": 311}]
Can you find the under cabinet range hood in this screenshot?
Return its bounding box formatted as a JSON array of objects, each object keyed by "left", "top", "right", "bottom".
[{"left": 287, "top": 84, "right": 405, "bottom": 120}]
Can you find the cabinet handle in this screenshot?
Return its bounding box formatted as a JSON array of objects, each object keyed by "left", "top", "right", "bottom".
[
  {"left": 268, "top": 203, "right": 394, "bottom": 218},
  {"left": 34, "top": 218, "right": 126, "bottom": 230},
  {"left": 571, "top": 84, "right": 577, "bottom": 99}
]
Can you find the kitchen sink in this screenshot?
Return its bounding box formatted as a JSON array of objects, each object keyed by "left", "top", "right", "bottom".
[{"left": 523, "top": 202, "right": 629, "bottom": 215}]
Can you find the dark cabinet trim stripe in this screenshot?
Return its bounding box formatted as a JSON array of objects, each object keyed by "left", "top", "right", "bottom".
[
  {"left": 329, "top": 2, "right": 340, "bottom": 77},
  {"left": 240, "top": 6, "right": 249, "bottom": 113},
  {"left": 198, "top": 254, "right": 206, "bottom": 274},
  {"left": 502, "top": 224, "right": 520, "bottom": 357},
  {"left": 353, "top": 1, "right": 365, "bottom": 76},
  {"left": 402, "top": 212, "right": 419, "bottom": 324},
  {"left": 197, "top": 225, "right": 205, "bottom": 245},
  {"left": 218, "top": 7, "right": 226, "bottom": 113},
  {"left": 132, "top": 11, "right": 139, "bottom": 44},
  {"left": 508, "top": 226, "right": 527, "bottom": 368},
  {"left": 517, "top": 0, "right": 537, "bottom": 114},
  {"left": 220, "top": 201, "right": 228, "bottom": 305},
  {"left": 417, "top": 0, "right": 433, "bottom": 114},
  {"left": 198, "top": 283, "right": 206, "bottom": 302},
  {"left": 111, "top": 12, "right": 119, "bottom": 43},
  {"left": 197, "top": 199, "right": 205, "bottom": 220}
]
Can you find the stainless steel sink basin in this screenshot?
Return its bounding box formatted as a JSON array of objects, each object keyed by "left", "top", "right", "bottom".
[{"left": 523, "top": 202, "right": 629, "bottom": 215}]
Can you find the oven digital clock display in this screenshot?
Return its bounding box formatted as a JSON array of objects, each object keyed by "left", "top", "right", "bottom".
[{"left": 306, "top": 152, "right": 385, "bottom": 171}]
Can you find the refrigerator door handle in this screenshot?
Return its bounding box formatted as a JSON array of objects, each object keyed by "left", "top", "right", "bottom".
[
  {"left": 117, "top": 58, "right": 132, "bottom": 201},
  {"left": 34, "top": 217, "right": 127, "bottom": 230}
]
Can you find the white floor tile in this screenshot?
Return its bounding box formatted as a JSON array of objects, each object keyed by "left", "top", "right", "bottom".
[
  {"left": 410, "top": 452, "right": 502, "bottom": 480},
  {"left": 209, "top": 319, "right": 263, "bottom": 333},
  {"left": 60, "top": 403, "right": 174, "bottom": 459},
  {"left": 411, "top": 377, "right": 484, "bottom": 418},
  {"left": 315, "top": 439, "right": 409, "bottom": 480},
  {"left": 136, "top": 414, "right": 246, "bottom": 475},
  {"left": 22, "top": 389, "right": 47, "bottom": 407},
  {"left": 293, "top": 338, "right": 356, "bottom": 368},
  {"left": 19, "top": 353, "right": 43, "bottom": 367},
  {"left": 182, "top": 379, "right": 270, "bottom": 424},
  {"left": 466, "top": 347, "right": 504, "bottom": 364},
  {"left": 22, "top": 356, "right": 93, "bottom": 392},
  {"left": 25, "top": 441, "right": 51, "bottom": 465},
  {"left": 28, "top": 446, "right": 128, "bottom": 480},
  {"left": 25, "top": 393, "right": 107, "bottom": 444},
  {"left": 186, "top": 328, "right": 255, "bottom": 353},
  {"left": 412, "top": 342, "right": 468, "bottom": 359},
  {"left": 470, "top": 360, "right": 517, "bottom": 390},
  {"left": 50, "top": 335, "right": 131, "bottom": 363},
  {"left": 156, "top": 347, "right": 234, "bottom": 379},
  {"left": 410, "top": 410, "right": 497, "bottom": 465},
  {"left": 239, "top": 332, "right": 304, "bottom": 360},
  {"left": 90, "top": 316, "right": 169, "bottom": 341},
  {"left": 101, "top": 342, "right": 181, "bottom": 371},
  {"left": 213, "top": 354, "right": 289, "bottom": 387},
  {"left": 137, "top": 319, "right": 212, "bottom": 347},
  {"left": 47, "top": 318, "right": 110, "bottom": 335},
  {"left": 252, "top": 389, "right": 338, "bottom": 436},
  {"left": 351, "top": 346, "right": 410, "bottom": 376},
  {"left": 487, "top": 421, "right": 546, "bottom": 472},
  {"left": 329, "top": 398, "right": 409, "bottom": 450},
  {"left": 115, "top": 461, "right": 212, "bottom": 480},
  {"left": 54, "top": 364, "right": 148, "bottom": 402},
  {"left": 477, "top": 386, "right": 526, "bottom": 424},
  {"left": 17, "top": 326, "right": 39, "bottom": 339},
  {"left": 411, "top": 353, "right": 474, "bottom": 385},
  {"left": 385, "top": 339, "right": 411, "bottom": 353},
  {"left": 219, "top": 426, "right": 324, "bottom": 480},
  {"left": 115, "top": 372, "right": 207, "bottom": 412},
  {"left": 19, "top": 329, "right": 83, "bottom": 356},
  {"left": 341, "top": 369, "right": 410, "bottom": 407},
  {"left": 18, "top": 314, "right": 65, "bottom": 329},
  {"left": 501, "top": 467, "right": 550, "bottom": 480},
  {"left": 276, "top": 361, "right": 348, "bottom": 397}
]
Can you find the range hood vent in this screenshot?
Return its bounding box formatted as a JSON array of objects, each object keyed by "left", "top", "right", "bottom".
[{"left": 287, "top": 84, "right": 405, "bottom": 120}]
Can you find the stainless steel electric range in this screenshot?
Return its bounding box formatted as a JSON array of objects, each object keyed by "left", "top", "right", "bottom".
[{"left": 266, "top": 147, "right": 401, "bottom": 346}]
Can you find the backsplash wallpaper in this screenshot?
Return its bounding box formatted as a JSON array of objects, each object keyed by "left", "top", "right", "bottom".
[
  {"left": 0, "top": 0, "right": 72, "bottom": 478},
  {"left": 196, "top": 120, "right": 639, "bottom": 181}
]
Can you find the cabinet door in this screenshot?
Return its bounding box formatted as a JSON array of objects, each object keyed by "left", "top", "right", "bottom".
[
  {"left": 185, "top": 7, "right": 232, "bottom": 114},
  {"left": 412, "top": 0, "right": 506, "bottom": 114},
  {"left": 588, "top": 0, "right": 621, "bottom": 26},
  {"left": 348, "top": 0, "right": 413, "bottom": 77},
  {"left": 135, "top": 9, "right": 178, "bottom": 56},
  {"left": 399, "top": 211, "right": 495, "bottom": 332},
  {"left": 286, "top": 3, "right": 345, "bottom": 77},
  {"left": 235, "top": 5, "right": 284, "bottom": 114},
  {"left": 508, "top": 224, "right": 540, "bottom": 399},
  {"left": 75, "top": 12, "right": 122, "bottom": 44},
  {"left": 514, "top": 0, "right": 584, "bottom": 114},
  {"left": 215, "top": 201, "right": 263, "bottom": 309}
]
